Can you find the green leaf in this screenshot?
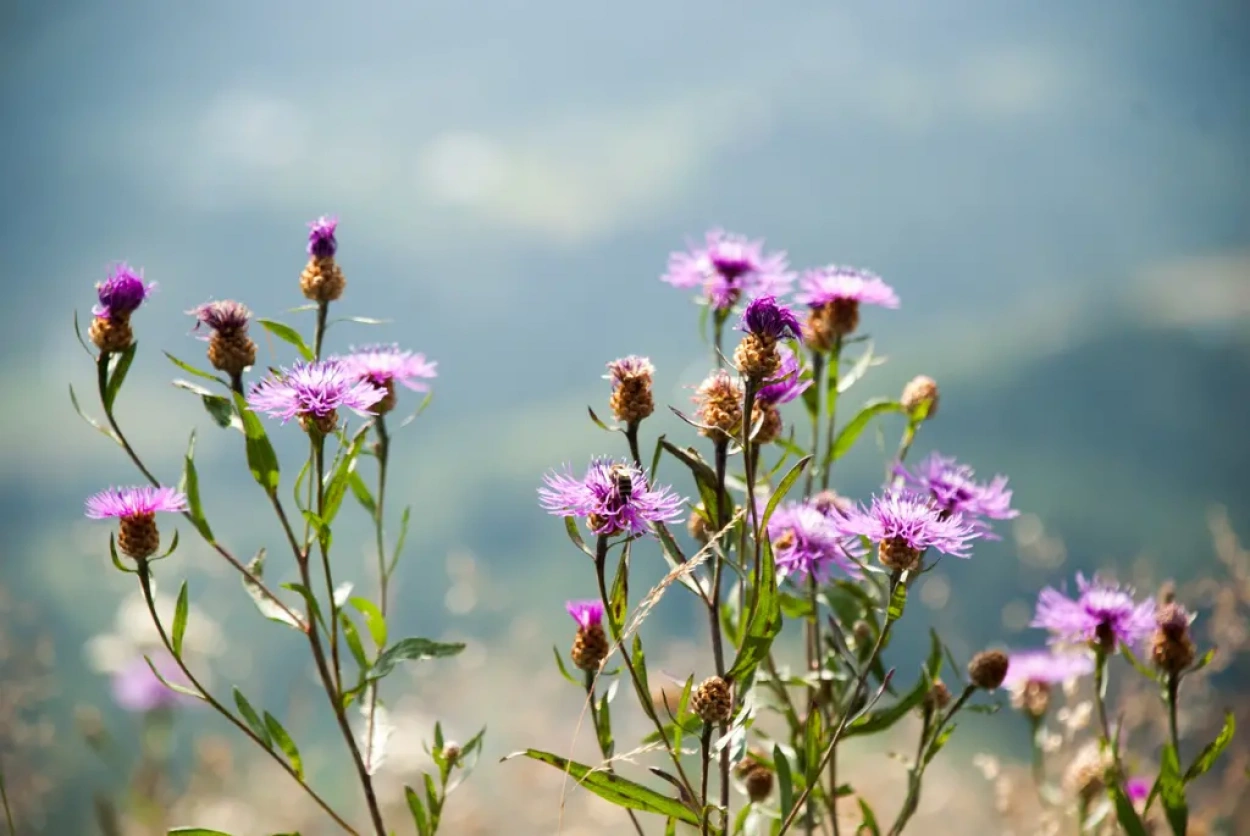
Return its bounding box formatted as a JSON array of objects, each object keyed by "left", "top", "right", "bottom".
[
  {"left": 846, "top": 630, "right": 941, "bottom": 738},
  {"left": 1188, "top": 647, "right": 1216, "bottom": 673},
  {"left": 143, "top": 655, "right": 202, "bottom": 700},
  {"left": 366, "top": 638, "right": 466, "bottom": 682},
  {"left": 178, "top": 431, "right": 214, "bottom": 541},
  {"left": 389, "top": 505, "right": 412, "bottom": 574},
  {"left": 164, "top": 351, "right": 229, "bottom": 384},
  {"left": 504, "top": 749, "right": 702, "bottom": 825},
  {"left": 836, "top": 341, "right": 876, "bottom": 395},
  {"left": 1184, "top": 710, "right": 1235, "bottom": 782},
  {"left": 340, "top": 612, "right": 371, "bottom": 672},
  {"left": 232, "top": 392, "right": 280, "bottom": 491},
  {"left": 405, "top": 786, "right": 431, "bottom": 836},
  {"left": 1109, "top": 781, "right": 1150, "bottom": 836},
  {"left": 562, "top": 515, "right": 595, "bottom": 558},
  {"left": 232, "top": 687, "right": 272, "bottom": 748},
  {"left": 263, "top": 712, "right": 304, "bottom": 779},
  {"left": 322, "top": 434, "right": 366, "bottom": 525},
  {"left": 1158, "top": 744, "right": 1188, "bottom": 835},
  {"left": 1120, "top": 646, "right": 1157, "bottom": 681},
  {"left": 856, "top": 798, "right": 881, "bottom": 836},
  {"left": 348, "top": 471, "right": 376, "bottom": 516},
  {"left": 171, "top": 582, "right": 189, "bottom": 656},
  {"left": 595, "top": 688, "right": 615, "bottom": 757},
  {"left": 103, "top": 343, "right": 137, "bottom": 412},
  {"left": 725, "top": 528, "right": 781, "bottom": 683},
  {"left": 760, "top": 455, "right": 812, "bottom": 532},
  {"left": 200, "top": 395, "right": 235, "bottom": 429},
  {"left": 552, "top": 645, "right": 581, "bottom": 685},
  {"left": 69, "top": 383, "right": 114, "bottom": 439},
  {"left": 242, "top": 550, "right": 303, "bottom": 629},
  {"left": 774, "top": 745, "right": 794, "bottom": 820},
  {"left": 824, "top": 400, "right": 904, "bottom": 468},
  {"left": 348, "top": 597, "right": 387, "bottom": 648},
  {"left": 257, "top": 319, "right": 314, "bottom": 361},
  {"left": 924, "top": 724, "right": 956, "bottom": 766}
]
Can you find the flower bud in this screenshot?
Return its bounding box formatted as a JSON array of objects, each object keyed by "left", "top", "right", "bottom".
[
  {"left": 1151, "top": 602, "right": 1196, "bottom": 675},
  {"left": 968, "top": 650, "right": 1010, "bottom": 691},
  {"left": 901, "top": 375, "right": 939, "bottom": 420},
  {"left": 691, "top": 676, "right": 733, "bottom": 724}
]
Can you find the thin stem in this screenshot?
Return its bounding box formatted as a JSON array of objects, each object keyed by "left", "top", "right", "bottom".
[
  {"left": 363, "top": 417, "right": 391, "bottom": 760},
  {"left": 713, "top": 311, "right": 727, "bottom": 369},
  {"left": 133, "top": 562, "right": 358, "bottom": 834},
  {"left": 1028, "top": 713, "right": 1046, "bottom": 796},
  {"left": 1092, "top": 647, "right": 1122, "bottom": 779},
  {"left": 584, "top": 672, "right": 646, "bottom": 836},
  {"left": 700, "top": 724, "right": 714, "bottom": 836},
  {"left": 804, "top": 352, "right": 825, "bottom": 497},
  {"left": 0, "top": 758, "right": 15, "bottom": 836},
  {"left": 711, "top": 437, "right": 731, "bottom": 823},
  {"left": 1166, "top": 673, "right": 1181, "bottom": 762},
  {"left": 313, "top": 300, "right": 329, "bottom": 360},
  {"left": 888, "top": 420, "right": 920, "bottom": 488},
  {"left": 624, "top": 423, "right": 644, "bottom": 469},
  {"left": 887, "top": 686, "right": 974, "bottom": 836},
  {"left": 312, "top": 433, "right": 342, "bottom": 693},
  {"left": 820, "top": 337, "right": 843, "bottom": 492}
]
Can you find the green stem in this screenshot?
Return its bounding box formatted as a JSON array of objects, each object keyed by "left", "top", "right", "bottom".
[
  {"left": 584, "top": 672, "right": 646, "bottom": 836},
  {"left": 820, "top": 337, "right": 843, "bottom": 492},
  {"left": 1092, "top": 647, "right": 1123, "bottom": 780},
  {"left": 804, "top": 352, "right": 825, "bottom": 497},
  {"left": 700, "top": 725, "right": 714, "bottom": 836},
  {"left": 363, "top": 416, "right": 391, "bottom": 772},
  {"left": 888, "top": 686, "right": 974, "bottom": 836},
  {"left": 1028, "top": 713, "right": 1046, "bottom": 796},
  {"left": 1166, "top": 672, "right": 1181, "bottom": 762},
  {"left": 711, "top": 436, "right": 732, "bottom": 825},
  {"left": 313, "top": 300, "right": 329, "bottom": 360},
  {"left": 312, "top": 434, "right": 342, "bottom": 694}
]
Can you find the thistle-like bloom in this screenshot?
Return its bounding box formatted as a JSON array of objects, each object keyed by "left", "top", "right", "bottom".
[
  {"left": 837, "top": 491, "right": 980, "bottom": 572},
  {"left": 86, "top": 486, "right": 188, "bottom": 560},
  {"left": 1001, "top": 649, "right": 1093, "bottom": 719},
  {"left": 247, "top": 359, "right": 385, "bottom": 433},
  {"left": 301, "top": 215, "right": 345, "bottom": 302},
  {"left": 693, "top": 369, "right": 744, "bottom": 441},
  {"left": 796, "top": 265, "right": 897, "bottom": 350},
  {"left": 93, "top": 263, "right": 157, "bottom": 319},
  {"left": 756, "top": 347, "right": 810, "bottom": 407},
  {"left": 605, "top": 355, "right": 655, "bottom": 424},
  {"left": 566, "top": 600, "right": 604, "bottom": 631},
  {"left": 338, "top": 345, "right": 437, "bottom": 415},
  {"left": 539, "top": 458, "right": 683, "bottom": 537},
  {"left": 768, "top": 501, "right": 863, "bottom": 581},
  {"left": 1032, "top": 573, "right": 1156, "bottom": 652},
  {"left": 308, "top": 215, "right": 339, "bottom": 258},
  {"left": 189, "top": 300, "right": 252, "bottom": 335},
  {"left": 188, "top": 300, "right": 256, "bottom": 377},
  {"left": 1151, "top": 601, "right": 1196, "bottom": 674},
  {"left": 567, "top": 599, "right": 609, "bottom": 671},
  {"left": 734, "top": 295, "right": 804, "bottom": 380},
  {"left": 894, "top": 453, "right": 1018, "bottom": 538},
  {"left": 112, "top": 653, "right": 191, "bottom": 713},
  {"left": 662, "top": 229, "right": 794, "bottom": 311}
]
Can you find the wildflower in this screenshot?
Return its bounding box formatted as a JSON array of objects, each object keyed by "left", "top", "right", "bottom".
[
  {"left": 338, "top": 345, "right": 437, "bottom": 415},
  {"left": 968, "top": 650, "right": 1010, "bottom": 690},
  {"left": 750, "top": 348, "right": 809, "bottom": 444},
  {"left": 810, "top": 489, "right": 851, "bottom": 518},
  {"left": 768, "top": 501, "right": 863, "bottom": 582},
  {"left": 85, "top": 486, "right": 188, "bottom": 560},
  {"left": 901, "top": 375, "right": 939, "bottom": 420},
  {"left": 894, "top": 453, "right": 1018, "bottom": 537},
  {"left": 605, "top": 356, "right": 655, "bottom": 424},
  {"left": 837, "top": 491, "right": 980, "bottom": 573},
  {"left": 693, "top": 369, "right": 744, "bottom": 442},
  {"left": 247, "top": 359, "right": 385, "bottom": 434},
  {"left": 734, "top": 295, "right": 803, "bottom": 381},
  {"left": 691, "top": 676, "right": 733, "bottom": 724},
  {"left": 796, "top": 265, "right": 897, "bottom": 350},
  {"left": 688, "top": 504, "right": 711, "bottom": 543},
  {"left": 89, "top": 264, "right": 156, "bottom": 353},
  {"left": 189, "top": 300, "right": 257, "bottom": 378},
  {"left": 1002, "top": 650, "right": 1094, "bottom": 718},
  {"left": 1151, "top": 602, "right": 1196, "bottom": 675},
  {"left": 1032, "top": 574, "right": 1156, "bottom": 653},
  {"left": 566, "top": 600, "right": 608, "bottom": 672},
  {"left": 924, "top": 679, "right": 952, "bottom": 713},
  {"left": 539, "top": 458, "right": 683, "bottom": 537},
  {"left": 1125, "top": 777, "right": 1150, "bottom": 805},
  {"left": 661, "top": 229, "right": 794, "bottom": 312},
  {"left": 112, "top": 652, "right": 191, "bottom": 713},
  {"left": 735, "top": 755, "right": 774, "bottom": 803},
  {"left": 300, "top": 215, "right": 345, "bottom": 302}
]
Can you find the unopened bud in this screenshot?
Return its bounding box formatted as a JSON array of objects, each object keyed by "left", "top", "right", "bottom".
[
  {"left": 968, "top": 650, "right": 1010, "bottom": 691},
  {"left": 900, "top": 375, "right": 939, "bottom": 420}
]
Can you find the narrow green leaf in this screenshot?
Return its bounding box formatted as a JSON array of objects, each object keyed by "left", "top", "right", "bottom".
[
  {"left": 552, "top": 645, "right": 581, "bottom": 685},
  {"left": 405, "top": 786, "right": 431, "bottom": 836},
  {"left": 836, "top": 341, "right": 876, "bottom": 395},
  {"left": 725, "top": 530, "right": 781, "bottom": 683},
  {"left": 340, "top": 612, "right": 371, "bottom": 672},
  {"left": 595, "top": 688, "right": 615, "bottom": 757},
  {"left": 1184, "top": 710, "right": 1235, "bottom": 782},
  {"left": 242, "top": 551, "right": 303, "bottom": 629},
  {"left": 824, "top": 400, "right": 904, "bottom": 467},
  {"left": 1109, "top": 781, "right": 1150, "bottom": 836},
  {"left": 348, "top": 597, "right": 387, "bottom": 648},
  {"left": 200, "top": 395, "right": 235, "bottom": 429},
  {"left": 232, "top": 687, "right": 272, "bottom": 748},
  {"left": 69, "top": 383, "right": 114, "bottom": 438},
  {"left": 348, "top": 471, "right": 377, "bottom": 516},
  {"left": 1120, "top": 646, "right": 1157, "bottom": 680},
  {"left": 171, "top": 582, "right": 190, "bottom": 656},
  {"left": 164, "top": 351, "right": 229, "bottom": 384},
  {"left": 389, "top": 505, "right": 412, "bottom": 574},
  {"left": 887, "top": 582, "right": 908, "bottom": 622},
  {"left": 846, "top": 631, "right": 941, "bottom": 738},
  {"left": 282, "top": 582, "right": 325, "bottom": 630},
  {"left": 587, "top": 406, "right": 619, "bottom": 432},
  {"left": 856, "top": 798, "right": 881, "bottom": 836},
  {"left": 774, "top": 745, "right": 794, "bottom": 819},
  {"left": 504, "top": 749, "right": 702, "bottom": 825},
  {"left": 257, "top": 319, "right": 314, "bottom": 361},
  {"left": 1188, "top": 647, "right": 1216, "bottom": 673},
  {"left": 322, "top": 434, "right": 366, "bottom": 525},
  {"left": 143, "top": 655, "right": 202, "bottom": 700},
  {"left": 366, "top": 637, "right": 466, "bottom": 682},
  {"left": 562, "top": 515, "right": 595, "bottom": 558},
  {"left": 760, "top": 455, "right": 812, "bottom": 531},
  {"left": 263, "top": 712, "right": 304, "bottom": 779},
  {"left": 103, "top": 343, "right": 137, "bottom": 412},
  {"left": 179, "top": 431, "right": 214, "bottom": 541},
  {"left": 232, "top": 392, "right": 280, "bottom": 491},
  {"left": 924, "top": 724, "right": 956, "bottom": 766},
  {"left": 1158, "top": 744, "right": 1188, "bottom": 835}
]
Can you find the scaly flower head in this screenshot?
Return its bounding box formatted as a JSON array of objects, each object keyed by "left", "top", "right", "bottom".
[
  {"left": 894, "top": 453, "right": 1018, "bottom": 537},
  {"left": 93, "top": 263, "right": 156, "bottom": 319},
  {"left": 1032, "top": 573, "right": 1156, "bottom": 652},
  {"left": 604, "top": 355, "right": 656, "bottom": 424},
  {"left": 662, "top": 229, "right": 794, "bottom": 311},
  {"left": 539, "top": 458, "right": 683, "bottom": 537}
]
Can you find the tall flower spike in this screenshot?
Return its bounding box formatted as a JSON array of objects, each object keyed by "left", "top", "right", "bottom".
[
  {"left": 752, "top": 347, "right": 810, "bottom": 444},
  {"left": 540, "top": 458, "right": 683, "bottom": 537},
  {"left": 894, "top": 453, "right": 1018, "bottom": 538},
  {"left": 605, "top": 356, "right": 655, "bottom": 425},
  {"left": 300, "top": 216, "right": 345, "bottom": 302},
  {"left": 247, "top": 359, "right": 386, "bottom": 434},
  {"left": 189, "top": 300, "right": 257, "bottom": 378},
  {"left": 86, "top": 486, "right": 188, "bottom": 560},
  {"left": 693, "top": 369, "right": 744, "bottom": 442},
  {"left": 796, "top": 265, "right": 897, "bottom": 350},
  {"left": 837, "top": 490, "right": 980, "bottom": 573},
  {"left": 734, "top": 295, "right": 802, "bottom": 381},
  {"left": 337, "top": 345, "right": 438, "bottom": 415},
  {"left": 1031, "top": 573, "right": 1156, "bottom": 653},
  {"left": 566, "top": 600, "right": 608, "bottom": 672},
  {"left": 89, "top": 264, "right": 157, "bottom": 353},
  {"left": 661, "top": 229, "right": 794, "bottom": 312}
]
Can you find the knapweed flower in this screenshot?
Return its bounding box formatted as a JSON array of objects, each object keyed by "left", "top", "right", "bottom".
[
  {"left": 1125, "top": 777, "right": 1150, "bottom": 805},
  {"left": 734, "top": 295, "right": 803, "bottom": 381},
  {"left": 796, "top": 265, "right": 898, "bottom": 350},
  {"left": 1002, "top": 650, "right": 1093, "bottom": 717},
  {"left": 693, "top": 369, "right": 744, "bottom": 442},
  {"left": 901, "top": 375, "right": 939, "bottom": 420},
  {"left": 605, "top": 355, "right": 655, "bottom": 424},
  {"left": 894, "top": 453, "right": 1018, "bottom": 538},
  {"left": 768, "top": 501, "right": 864, "bottom": 582},
  {"left": 188, "top": 300, "right": 256, "bottom": 378},
  {"left": 1151, "top": 601, "right": 1197, "bottom": 674},
  {"left": 837, "top": 490, "right": 980, "bottom": 573},
  {"left": 338, "top": 344, "right": 437, "bottom": 415},
  {"left": 539, "top": 458, "right": 683, "bottom": 537},
  {"left": 112, "top": 652, "right": 192, "bottom": 713},
  {"left": 1032, "top": 573, "right": 1156, "bottom": 652},
  {"left": 968, "top": 649, "right": 1010, "bottom": 690},
  {"left": 753, "top": 347, "right": 810, "bottom": 444},
  {"left": 662, "top": 229, "right": 794, "bottom": 312},
  {"left": 566, "top": 600, "right": 608, "bottom": 671},
  {"left": 247, "top": 359, "right": 385, "bottom": 434},
  {"left": 89, "top": 264, "right": 157, "bottom": 353},
  {"left": 300, "top": 215, "right": 345, "bottom": 302},
  {"left": 86, "top": 486, "right": 187, "bottom": 560}
]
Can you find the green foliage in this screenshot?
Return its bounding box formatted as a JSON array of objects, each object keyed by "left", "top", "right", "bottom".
[{"left": 366, "top": 637, "right": 466, "bottom": 682}]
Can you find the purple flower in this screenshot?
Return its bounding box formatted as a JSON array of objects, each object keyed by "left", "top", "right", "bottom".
[
  {"left": 338, "top": 344, "right": 438, "bottom": 392},
  {"left": 1032, "top": 573, "right": 1156, "bottom": 651},
  {"left": 566, "top": 600, "right": 604, "bottom": 631},
  {"left": 662, "top": 229, "right": 794, "bottom": 311},
  {"left": 539, "top": 458, "right": 683, "bottom": 537},
  {"left": 894, "top": 453, "right": 1018, "bottom": 538},
  {"left": 111, "top": 652, "right": 191, "bottom": 713},
  {"left": 768, "top": 501, "right": 864, "bottom": 582},
  {"left": 838, "top": 491, "right": 980, "bottom": 558},
  {"left": 757, "top": 347, "right": 810, "bottom": 406},
  {"left": 188, "top": 300, "right": 252, "bottom": 336},
  {"left": 1001, "top": 650, "right": 1094, "bottom": 692},
  {"left": 85, "top": 486, "right": 188, "bottom": 520},
  {"left": 738, "top": 295, "right": 803, "bottom": 342},
  {"left": 795, "top": 266, "right": 899, "bottom": 310},
  {"left": 93, "top": 263, "right": 156, "bottom": 319},
  {"left": 1125, "top": 777, "right": 1150, "bottom": 804},
  {"left": 247, "top": 360, "right": 386, "bottom": 423},
  {"left": 308, "top": 216, "right": 338, "bottom": 258},
  {"left": 604, "top": 355, "right": 655, "bottom": 389}
]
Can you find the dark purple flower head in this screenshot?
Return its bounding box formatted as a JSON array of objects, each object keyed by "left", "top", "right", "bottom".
[
  {"left": 93, "top": 263, "right": 156, "bottom": 319},
  {"left": 1124, "top": 777, "right": 1150, "bottom": 804},
  {"left": 838, "top": 491, "right": 980, "bottom": 558},
  {"left": 307, "top": 216, "right": 339, "bottom": 258},
  {"left": 112, "top": 652, "right": 192, "bottom": 713},
  {"left": 188, "top": 300, "right": 252, "bottom": 337},
  {"left": 338, "top": 344, "right": 438, "bottom": 392},
  {"left": 247, "top": 359, "right": 385, "bottom": 423},
  {"left": 1001, "top": 650, "right": 1094, "bottom": 692},
  {"left": 796, "top": 266, "right": 899, "bottom": 310},
  {"left": 894, "top": 453, "right": 1018, "bottom": 538},
  {"left": 737, "top": 295, "right": 803, "bottom": 342},
  {"left": 86, "top": 486, "right": 188, "bottom": 520},
  {"left": 662, "top": 229, "right": 794, "bottom": 311},
  {"left": 1032, "top": 573, "right": 1156, "bottom": 651},
  {"left": 604, "top": 355, "right": 655, "bottom": 389},
  {"left": 566, "top": 600, "right": 604, "bottom": 631},
  {"left": 768, "top": 501, "right": 864, "bottom": 582},
  {"left": 539, "top": 458, "right": 683, "bottom": 537},
  {"left": 757, "top": 347, "right": 810, "bottom": 406}
]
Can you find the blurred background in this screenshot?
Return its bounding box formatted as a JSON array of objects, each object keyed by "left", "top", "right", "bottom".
[{"left": 2, "top": 1, "right": 1248, "bottom": 833}]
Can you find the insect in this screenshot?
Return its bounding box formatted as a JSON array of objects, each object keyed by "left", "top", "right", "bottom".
[{"left": 607, "top": 463, "right": 634, "bottom": 503}]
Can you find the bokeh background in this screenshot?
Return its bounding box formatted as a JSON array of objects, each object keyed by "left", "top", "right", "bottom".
[{"left": 2, "top": 1, "right": 1248, "bottom": 833}]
